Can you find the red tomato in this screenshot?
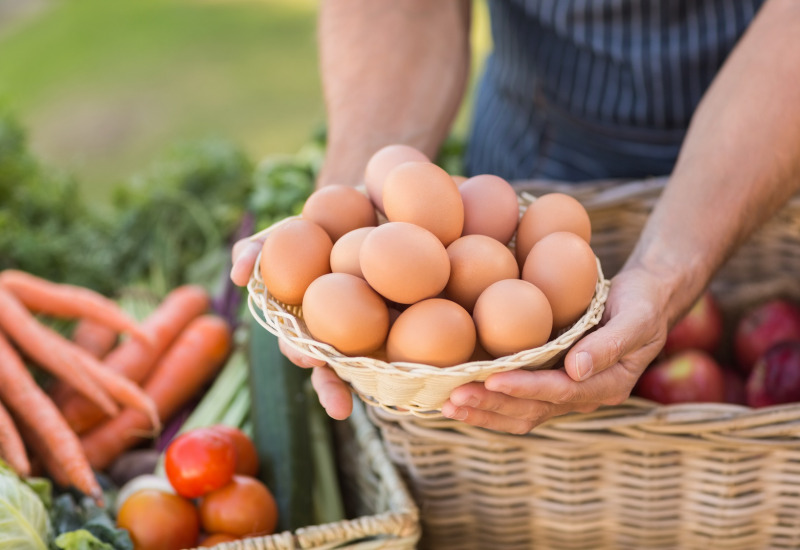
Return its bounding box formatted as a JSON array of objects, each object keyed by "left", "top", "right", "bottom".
[
  {"left": 210, "top": 425, "right": 260, "bottom": 477},
  {"left": 117, "top": 489, "right": 199, "bottom": 550},
  {"left": 165, "top": 427, "right": 237, "bottom": 498},
  {"left": 199, "top": 475, "right": 279, "bottom": 537}
]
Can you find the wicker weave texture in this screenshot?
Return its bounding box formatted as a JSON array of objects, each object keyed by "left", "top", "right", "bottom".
[
  {"left": 371, "top": 401, "right": 800, "bottom": 550},
  {"left": 200, "top": 399, "right": 419, "bottom": 550},
  {"left": 248, "top": 196, "right": 610, "bottom": 417},
  {"left": 367, "top": 177, "right": 800, "bottom": 550}
]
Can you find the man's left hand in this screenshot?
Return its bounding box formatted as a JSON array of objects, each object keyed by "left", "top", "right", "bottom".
[{"left": 441, "top": 266, "right": 670, "bottom": 434}]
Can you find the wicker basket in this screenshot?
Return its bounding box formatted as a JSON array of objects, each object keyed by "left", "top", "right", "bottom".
[
  {"left": 247, "top": 198, "right": 610, "bottom": 418},
  {"left": 366, "top": 177, "right": 800, "bottom": 550},
  {"left": 202, "top": 398, "right": 420, "bottom": 550}
]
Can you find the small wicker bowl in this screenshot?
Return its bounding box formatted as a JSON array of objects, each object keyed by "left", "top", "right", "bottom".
[{"left": 247, "top": 209, "right": 610, "bottom": 418}]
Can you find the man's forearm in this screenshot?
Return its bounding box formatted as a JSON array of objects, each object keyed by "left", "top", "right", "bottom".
[
  {"left": 317, "top": 0, "right": 471, "bottom": 188},
  {"left": 626, "top": 0, "right": 800, "bottom": 326}
]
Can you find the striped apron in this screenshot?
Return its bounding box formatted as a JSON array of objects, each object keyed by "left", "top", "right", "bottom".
[{"left": 465, "top": 0, "right": 765, "bottom": 182}]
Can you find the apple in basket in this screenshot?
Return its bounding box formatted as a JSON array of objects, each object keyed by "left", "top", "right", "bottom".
[
  {"left": 662, "top": 291, "right": 723, "bottom": 356},
  {"left": 721, "top": 367, "right": 747, "bottom": 405},
  {"left": 745, "top": 340, "right": 800, "bottom": 407},
  {"left": 734, "top": 299, "right": 800, "bottom": 374},
  {"left": 634, "top": 350, "right": 726, "bottom": 404}
]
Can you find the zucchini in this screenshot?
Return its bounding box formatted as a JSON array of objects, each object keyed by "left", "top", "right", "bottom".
[
  {"left": 247, "top": 318, "right": 314, "bottom": 531},
  {"left": 306, "top": 379, "right": 345, "bottom": 525}
]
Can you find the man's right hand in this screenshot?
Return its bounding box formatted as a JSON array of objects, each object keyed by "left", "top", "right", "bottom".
[{"left": 231, "top": 235, "right": 354, "bottom": 420}]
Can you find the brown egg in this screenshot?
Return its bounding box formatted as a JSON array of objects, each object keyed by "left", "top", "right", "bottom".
[
  {"left": 516, "top": 193, "right": 591, "bottom": 266},
  {"left": 364, "top": 145, "right": 429, "bottom": 215},
  {"left": 459, "top": 174, "right": 520, "bottom": 245},
  {"left": 260, "top": 219, "right": 332, "bottom": 305},
  {"left": 521, "top": 231, "right": 598, "bottom": 330},
  {"left": 445, "top": 235, "right": 519, "bottom": 312},
  {"left": 473, "top": 279, "right": 553, "bottom": 358},
  {"left": 359, "top": 222, "right": 450, "bottom": 304},
  {"left": 386, "top": 298, "right": 476, "bottom": 367},
  {"left": 382, "top": 161, "right": 464, "bottom": 246},
  {"left": 451, "top": 175, "right": 468, "bottom": 186},
  {"left": 302, "top": 273, "right": 390, "bottom": 356},
  {"left": 302, "top": 185, "right": 377, "bottom": 242},
  {"left": 330, "top": 226, "right": 375, "bottom": 278}
]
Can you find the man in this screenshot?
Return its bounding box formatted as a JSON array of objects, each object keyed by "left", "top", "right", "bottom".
[{"left": 231, "top": 0, "right": 800, "bottom": 434}]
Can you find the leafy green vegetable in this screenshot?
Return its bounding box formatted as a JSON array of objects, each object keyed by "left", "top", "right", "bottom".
[
  {"left": 0, "top": 113, "right": 117, "bottom": 294},
  {"left": 0, "top": 461, "right": 51, "bottom": 550},
  {"left": 0, "top": 110, "right": 253, "bottom": 297},
  {"left": 53, "top": 531, "right": 113, "bottom": 550},
  {"left": 48, "top": 490, "right": 132, "bottom": 550},
  {"left": 0, "top": 108, "right": 467, "bottom": 299},
  {"left": 111, "top": 137, "right": 253, "bottom": 297}
]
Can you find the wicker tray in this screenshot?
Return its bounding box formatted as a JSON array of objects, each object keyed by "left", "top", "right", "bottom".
[
  {"left": 202, "top": 399, "right": 420, "bottom": 550},
  {"left": 247, "top": 197, "right": 610, "bottom": 418},
  {"left": 366, "top": 177, "right": 800, "bottom": 550}
]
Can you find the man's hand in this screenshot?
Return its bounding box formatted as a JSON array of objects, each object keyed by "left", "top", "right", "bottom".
[
  {"left": 231, "top": 235, "right": 354, "bottom": 419},
  {"left": 441, "top": 266, "right": 670, "bottom": 434}
]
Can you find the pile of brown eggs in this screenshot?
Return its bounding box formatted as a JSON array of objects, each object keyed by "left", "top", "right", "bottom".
[{"left": 259, "top": 145, "right": 598, "bottom": 368}]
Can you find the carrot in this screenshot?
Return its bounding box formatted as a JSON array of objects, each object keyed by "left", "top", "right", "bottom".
[
  {"left": 58, "top": 284, "right": 210, "bottom": 433},
  {"left": 0, "top": 332, "right": 103, "bottom": 503},
  {"left": 7, "top": 314, "right": 161, "bottom": 431},
  {"left": 64, "top": 343, "right": 162, "bottom": 433},
  {"left": 0, "top": 269, "right": 150, "bottom": 345},
  {"left": 47, "top": 319, "right": 119, "bottom": 405},
  {"left": 14, "top": 412, "right": 71, "bottom": 488},
  {"left": 0, "top": 288, "right": 119, "bottom": 417},
  {"left": 0, "top": 400, "right": 29, "bottom": 476},
  {"left": 81, "top": 314, "right": 232, "bottom": 470},
  {"left": 72, "top": 318, "right": 118, "bottom": 358}
]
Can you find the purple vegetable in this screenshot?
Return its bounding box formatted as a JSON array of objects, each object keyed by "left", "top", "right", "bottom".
[{"left": 211, "top": 212, "right": 255, "bottom": 329}]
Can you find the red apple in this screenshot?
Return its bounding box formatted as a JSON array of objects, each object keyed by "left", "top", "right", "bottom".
[
  {"left": 635, "top": 350, "right": 725, "bottom": 404},
  {"left": 663, "top": 291, "right": 723, "bottom": 356},
  {"left": 734, "top": 299, "right": 800, "bottom": 374},
  {"left": 721, "top": 368, "right": 747, "bottom": 405},
  {"left": 746, "top": 341, "right": 800, "bottom": 408}
]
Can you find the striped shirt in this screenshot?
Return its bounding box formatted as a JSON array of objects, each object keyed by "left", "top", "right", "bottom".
[{"left": 465, "top": 0, "right": 765, "bottom": 182}]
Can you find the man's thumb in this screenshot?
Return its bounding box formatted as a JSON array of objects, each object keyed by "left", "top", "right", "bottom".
[{"left": 564, "top": 322, "right": 633, "bottom": 382}]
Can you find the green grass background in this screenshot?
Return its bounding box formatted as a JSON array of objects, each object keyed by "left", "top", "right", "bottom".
[{"left": 0, "top": 0, "right": 490, "bottom": 202}]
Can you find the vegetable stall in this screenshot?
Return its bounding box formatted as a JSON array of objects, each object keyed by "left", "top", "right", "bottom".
[
  {"left": 7, "top": 101, "right": 800, "bottom": 550},
  {"left": 0, "top": 111, "right": 429, "bottom": 549}
]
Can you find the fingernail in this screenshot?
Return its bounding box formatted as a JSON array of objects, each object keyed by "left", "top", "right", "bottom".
[
  {"left": 484, "top": 379, "right": 508, "bottom": 393},
  {"left": 301, "top": 357, "right": 323, "bottom": 369},
  {"left": 575, "top": 351, "right": 593, "bottom": 381}
]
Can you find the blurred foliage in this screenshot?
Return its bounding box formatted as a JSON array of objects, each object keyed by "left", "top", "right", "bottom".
[
  {"left": 0, "top": 111, "right": 252, "bottom": 296},
  {"left": 0, "top": 110, "right": 466, "bottom": 298},
  {"left": 248, "top": 129, "right": 324, "bottom": 229},
  {"left": 111, "top": 138, "right": 253, "bottom": 296},
  {"left": 0, "top": 112, "right": 117, "bottom": 293}
]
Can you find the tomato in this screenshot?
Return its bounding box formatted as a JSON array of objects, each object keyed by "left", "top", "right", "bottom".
[
  {"left": 199, "top": 475, "right": 278, "bottom": 537},
  {"left": 210, "top": 424, "right": 260, "bottom": 477},
  {"left": 165, "top": 427, "right": 237, "bottom": 498},
  {"left": 117, "top": 489, "right": 199, "bottom": 550},
  {"left": 198, "top": 533, "right": 239, "bottom": 547}
]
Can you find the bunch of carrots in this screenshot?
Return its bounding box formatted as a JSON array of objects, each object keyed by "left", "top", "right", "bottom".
[{"left": 0, "top": 270, "right": 232, "bottom": 504}]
